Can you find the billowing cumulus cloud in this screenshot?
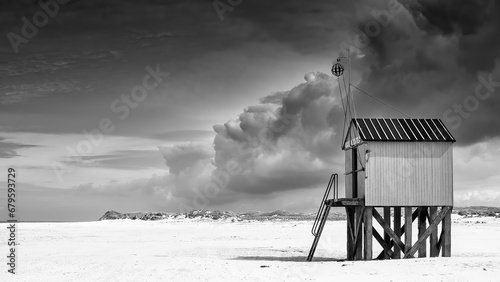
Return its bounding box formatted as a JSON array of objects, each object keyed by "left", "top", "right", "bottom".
[
  {"left": 159, "top": 143, "right": 214, "bottom": 176},
  {"left": 146, "top": 72, "right": 347, "bottom": 210},
  {"left": 211, "top": 72, "right": 344, "bottom": 194},
  {"left": 193, "top": 74, "right": 342, "bottom": 199}
]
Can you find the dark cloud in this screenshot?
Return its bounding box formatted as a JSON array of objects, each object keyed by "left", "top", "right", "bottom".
[
  {"left": 0, "top": 0, "right": 241, "bottom": 135},
  {"left": 0, "top": 137, "right": 37, "bottom": 158},
  {"left": 328, "top": 1, "right": 500, "bottom": 145},
  {"left": 399, "top": 0, "right": 500, "bottom": 73},
  {"left": 234, "top": 1, "right": 370, "bottom": 55},
  {"left": 398, "top": 0, "right": 494, "bottom": 36}
]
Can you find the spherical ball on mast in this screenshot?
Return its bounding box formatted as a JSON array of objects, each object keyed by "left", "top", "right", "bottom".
[{"left": 331, "top": 58, "right": 344, "bottom": 77}]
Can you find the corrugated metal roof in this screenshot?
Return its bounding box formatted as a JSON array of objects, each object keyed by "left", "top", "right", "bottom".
[{"left": 347, "top": 118, "right": 456, "bottom": 142}]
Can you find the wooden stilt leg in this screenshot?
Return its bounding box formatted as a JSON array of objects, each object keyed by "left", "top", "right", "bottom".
[
  {"left": 393, "top": 207, "right": 401, "bottom": 259},
  {"left": 429, "top": 207, "right": 438, "bottom": 257},
  {"left": 404, "top": 207, "right": 413, "bottom": 258},
  {"left": 383, "top": 207, "right": 391, "bottom": 259},
  {"left": 346, "top": 207, "right": 354, "bottom": 260},
  {"left": 364, "top": 207, "right": 373, "bottom": 260},
  {"left": 442, "top": 206, "right": 452, "bottom": 257},
  {"left": 418, "top": 207, "right": 427, "bottom": 258},
  {"left": 354, "top": 206, "right": 363, "bottom": 260}
]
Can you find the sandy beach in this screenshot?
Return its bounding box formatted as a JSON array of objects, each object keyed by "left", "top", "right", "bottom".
[{"left": 1, "top": 217, "right": 499, "bottom": 281}]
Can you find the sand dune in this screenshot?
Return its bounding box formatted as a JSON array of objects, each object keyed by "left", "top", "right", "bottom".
[{"left": 1, "top": 218, "right": 499, "bottom": 281}]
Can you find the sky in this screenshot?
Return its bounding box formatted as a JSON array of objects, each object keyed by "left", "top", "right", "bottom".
[{"left": 0, "top": 0, "right": 499, "bottom": 221}]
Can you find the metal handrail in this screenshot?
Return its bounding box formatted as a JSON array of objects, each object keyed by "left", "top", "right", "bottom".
[
  {"left": 334, "top": 173, "right": 338, "bottom": 201},
  {"left": 311, "top": 173, "right": 338, "bottom": 236}
]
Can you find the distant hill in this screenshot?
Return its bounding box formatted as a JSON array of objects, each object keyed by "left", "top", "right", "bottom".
[
  {"left": 98, "top": 210, "right": 172, "bottom": 221},
  {"left": 98, "top": 207, "right": 500, "bottom": 222},
  {"left": 98, "top": 209, "right": 346, "bottom": 222},
  {"left": 453, "top": 206, "right": 500, "bottom": 217}
]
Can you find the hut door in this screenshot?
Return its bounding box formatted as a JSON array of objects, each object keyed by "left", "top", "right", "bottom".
[
  {"left": 345, "top": 146, "right": 365, "bottom": 198},
  {"left": 351, "top": 147, "right": 358, "bottom": 198}
]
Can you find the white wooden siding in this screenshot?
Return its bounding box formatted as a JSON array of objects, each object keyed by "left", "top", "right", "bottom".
[{"left": 364, "top": 142, "right": 453, "bottom": 206}]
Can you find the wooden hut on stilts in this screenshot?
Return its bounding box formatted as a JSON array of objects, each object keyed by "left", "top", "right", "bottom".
[{"left": 307, "top": 54, "right": 455, "bottom": 261}]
